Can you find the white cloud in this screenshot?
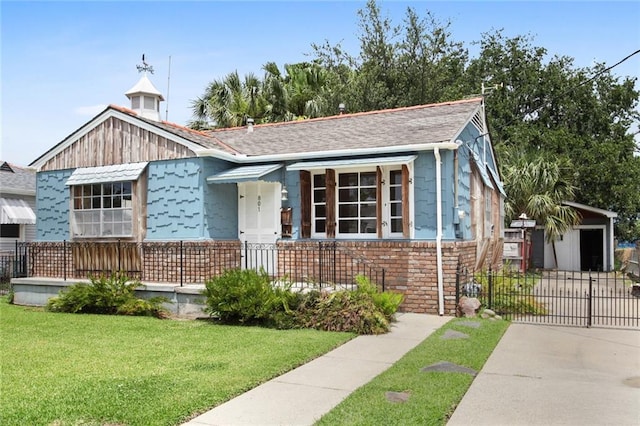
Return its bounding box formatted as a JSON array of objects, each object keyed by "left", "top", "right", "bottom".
[{"left": 74, "top": 104, "right": 108, "bottom": 116}]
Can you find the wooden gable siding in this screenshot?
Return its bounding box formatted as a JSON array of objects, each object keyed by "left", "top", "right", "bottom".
[{"left": 39, "top": 117, "right": 196, "bottom": 171}]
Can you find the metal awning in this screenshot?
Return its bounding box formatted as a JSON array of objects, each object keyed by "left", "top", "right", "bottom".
[
  {"left": 286, "top": 155, "right": 417, "bottom": 171},
  {"left": 0, "top": 198, "right": 36, "bottom": 224},
  {"left": 65, "top": 162, "right": 148, "bottom": 186},
  {"left": 207, "top": 164, "right": 283, "bottom": 184}
]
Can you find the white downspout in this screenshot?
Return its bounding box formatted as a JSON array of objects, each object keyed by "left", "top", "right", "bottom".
[{"left": 434, "top": 147, "right": 444, "bottom": 316}]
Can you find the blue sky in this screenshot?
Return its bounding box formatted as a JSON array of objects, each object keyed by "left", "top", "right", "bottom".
[{"left": 2, "top": 1, "right": 639, "bottom": 167}]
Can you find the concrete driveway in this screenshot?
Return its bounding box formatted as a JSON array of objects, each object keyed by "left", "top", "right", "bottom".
[{"left": 447, "top": 324, "right": 640, "bottom": 426}]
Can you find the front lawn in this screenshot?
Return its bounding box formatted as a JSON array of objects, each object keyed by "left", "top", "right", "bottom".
[{"left": 0, "top": 298, "right": 353, "bottom": 426}]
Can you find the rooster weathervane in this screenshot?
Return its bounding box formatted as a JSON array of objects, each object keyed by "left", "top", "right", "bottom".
[{"left": 136, "top": 54, "right": 154, "bottom": 74}]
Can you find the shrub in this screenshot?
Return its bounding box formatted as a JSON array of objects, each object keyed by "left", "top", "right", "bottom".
[
  {"left": 295, "top": 276, "right": 403, "bottom": 334},
  {"left": 203, "top": 268, "right": 297, "bottom": 325},
  {"left": 46, "top": 272, "right": 169, "bottom": 318},
  {"left": 296, "top": 289, "right": 389, "bottom": 334},
  {"left": 354, "top": 275, "right": 404, "bottom": 321},
  {"left": 473, "top": 269, "right": 547, "bottom": 316}
]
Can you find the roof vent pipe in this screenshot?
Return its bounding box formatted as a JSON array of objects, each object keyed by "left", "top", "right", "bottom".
[{"left": 247, "top": 118, "right": 254, "bottom": 133}]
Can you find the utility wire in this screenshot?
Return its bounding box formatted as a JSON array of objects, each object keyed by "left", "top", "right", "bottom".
[{"left": 490, "top": 48, "right": 640, "bottom": 134}]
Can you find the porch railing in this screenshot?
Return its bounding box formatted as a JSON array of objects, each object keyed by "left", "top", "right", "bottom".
[{"left": 12, "top": 240, "right": 386, "bottom": 291}]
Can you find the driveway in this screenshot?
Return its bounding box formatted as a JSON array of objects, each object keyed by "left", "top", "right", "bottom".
[{"left": 447, "top": 324, "right": 640, "bottom": 426}]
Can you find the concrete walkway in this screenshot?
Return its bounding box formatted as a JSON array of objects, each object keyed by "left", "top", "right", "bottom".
[
  {"left": 447, "top": 324, "right": 640, "bottom": 426},
  {"left": 183, "top": 312, "right": 451, "bottom": 426}
]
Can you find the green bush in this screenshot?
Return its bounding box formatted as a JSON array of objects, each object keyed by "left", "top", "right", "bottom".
[
  {"left": 473, "top": 269, "right": 547, "bottom": 316},
  {"left": 295, "top": 276, "right": 403, "bottom": 334},
  {"left": 354, "top": 275, "right": 404, "bottom": 321},
  {"left": 46, "top": 272, "right": 169, "bottom": 318},
  {"left": 203, "top": 270, "right": 404, "bottom": 334},
  {"left": 203, "top": 268, "right": 299, "bottom": 325}
]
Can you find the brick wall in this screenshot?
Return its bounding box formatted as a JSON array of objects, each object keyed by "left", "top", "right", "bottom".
[{"left": 26, "top": 239, "right": 479, "bottom": 315}]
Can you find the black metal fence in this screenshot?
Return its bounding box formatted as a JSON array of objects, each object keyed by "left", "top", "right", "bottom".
[
  {"left": 0, "top": 242, "right": 28, "bottom": 294},
  {"left": 456, "top": 262, "right": 640, "bottom": 329},
  {"left": 8, "top": 240, "right": 386, "bottom": 292}
]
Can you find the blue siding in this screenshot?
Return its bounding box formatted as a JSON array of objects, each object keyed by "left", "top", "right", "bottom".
[
  {"left": 36, "top": 169, "right": 73, "bottom": 241},
  {"left": 413, "top": 152, "right": 437, "bottom": 239},
  {"left": 146, "top": 158, "right": 237, "bottom": 240},
  {"left": 202, "top": 159, "right": 238, "bottom": 239},
  {"left": 282, "top": 169, "right": 301, "bottom": 239}
]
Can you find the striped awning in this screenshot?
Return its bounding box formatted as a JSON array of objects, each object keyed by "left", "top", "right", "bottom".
[{"left": 0, "top": 198, "right": 36, "bottom": 224}]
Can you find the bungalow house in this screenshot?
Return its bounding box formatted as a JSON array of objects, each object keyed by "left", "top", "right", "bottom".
[
  {"left": 0, "top": 161, "right": 37, "bottom": 252},
  {"left": 25, "top": 72, "right": 505, "bottom": 315}
]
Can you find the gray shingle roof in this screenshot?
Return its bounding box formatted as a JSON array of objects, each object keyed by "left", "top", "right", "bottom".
[
  {"left": 207, "top": 98, "right": 482, "bottom": 157},
  {"left": 0, "top": 162, "right": 36, "bottom": 195}
]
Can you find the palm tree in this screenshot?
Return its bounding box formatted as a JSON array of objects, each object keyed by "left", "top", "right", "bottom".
[
  {"left": 190, "top": 71, "right": 265, "bottom": 128},
  {"left": 502, "top": 152, "right": 580, "bottom": 268}
]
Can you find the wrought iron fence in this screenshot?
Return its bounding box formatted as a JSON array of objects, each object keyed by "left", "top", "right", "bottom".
[
  {"left": 456, "top": 262, "right": 640, "bottom": 329},
  {"left": 12, "top": 240, "right": 386, "bottom": 292},
  {"left": 0, "top": 242, "right": 28, "bottom": 294}
]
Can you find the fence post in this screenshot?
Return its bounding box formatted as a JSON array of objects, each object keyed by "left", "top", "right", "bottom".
[
  {"left": 117, "top": 239, "right": 121, "bottom": 273},
  {"left": 587, "top": 269, "right": 592, "bottom": 328},
  {"left": 455, "top": 262, "right": 460, "bottom": 308},
  {"left": 63, "top": 240, "right": 67, "bottom": 281},
  {"left": 381, "top": 269, "right": 385, "bottom": 292},
  {"left": 318, "top": 241, "right": 323, "bottom": 290},
  {"left": 488, "top": 267, "right": 493, "bottom": 310},
  {"left": 244, "top": 240, "right": 248, "bottom": 270},
  {"left": 180, "top": 240, "right": 184, "bottom": 287}
]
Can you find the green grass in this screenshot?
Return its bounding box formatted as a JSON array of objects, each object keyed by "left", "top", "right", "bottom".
[
  {"left": 0, "top": 297, "right": 354, "bottom": 426},
  {"left": 315, "top": 317, "right": 509, "bottom": 426}
]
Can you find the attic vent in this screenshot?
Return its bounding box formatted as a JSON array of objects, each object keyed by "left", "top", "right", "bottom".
[
  {"left": 471, "top": 110, "right": 485, "bottom": 134},
  {"left": 0, "top": 162, "right": 14, "bottom": 173}
]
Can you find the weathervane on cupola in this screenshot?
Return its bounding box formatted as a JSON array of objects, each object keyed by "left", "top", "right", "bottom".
[
  {"left": 136, "top": 54, "right": 155, "bottom": 74},
  {"left": 125, "top": 54, "right": 164, "bottom": 121}
]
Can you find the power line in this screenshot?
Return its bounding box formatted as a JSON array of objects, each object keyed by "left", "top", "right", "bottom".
[{"left": 491, "top": 49, "right": 640, "bottom": 135}]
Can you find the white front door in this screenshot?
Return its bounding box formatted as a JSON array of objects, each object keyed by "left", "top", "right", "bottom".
[{"left": 238, "top": 182, "right": 281, "bottom": 274}]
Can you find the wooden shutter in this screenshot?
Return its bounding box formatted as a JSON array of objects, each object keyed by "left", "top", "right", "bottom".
[
  {"left": 300, "top": 170, "right": 311, "bottom": 238},
  {"left": 326, "top": 169, "right": 336, "bottom": 238},
  {"left": 376, "top": 166, "right": 383, "bottom": 237},
  {"left": 402, "top": 164, "right": 410, "bottom": 238}
]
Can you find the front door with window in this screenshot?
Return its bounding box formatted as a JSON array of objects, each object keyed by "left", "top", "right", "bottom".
[{"left": 238, "top": 182, "right": 280, "bottom": 274}]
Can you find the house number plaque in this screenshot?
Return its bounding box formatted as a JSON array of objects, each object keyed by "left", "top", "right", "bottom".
[{"left": 257, "top": 195, "right": 261, "bottom": 212}]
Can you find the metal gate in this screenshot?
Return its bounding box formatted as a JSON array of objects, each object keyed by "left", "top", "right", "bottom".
[{"left": 456, "top": 265, "right": 640, "bottom": 329}]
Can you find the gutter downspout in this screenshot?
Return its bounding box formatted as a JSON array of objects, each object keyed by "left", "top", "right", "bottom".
[{"left": 434, "top": 147, "right": 445, "bottom": 316}]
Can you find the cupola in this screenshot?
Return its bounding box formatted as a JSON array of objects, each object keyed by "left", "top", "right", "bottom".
[{"left": 125, "top": 58, "right": 164, "bottom": 121}]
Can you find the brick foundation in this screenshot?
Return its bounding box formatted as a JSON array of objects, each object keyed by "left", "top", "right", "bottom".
[{"left": 24, "top": 238, "right": 505, "bottom": 315}]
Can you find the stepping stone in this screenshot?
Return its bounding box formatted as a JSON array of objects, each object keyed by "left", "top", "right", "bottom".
[
  {"left": 385, "top": 391, "right": 411, "bottom": 403},
  {"left": 441, "top": 330, "right": 469, "bottom": 340},
  {"left": 457, "top": 320, "right": 481, "bottom": 329},
  {"left": 421, "top": 361, "right": 477, "bottom": 376}
]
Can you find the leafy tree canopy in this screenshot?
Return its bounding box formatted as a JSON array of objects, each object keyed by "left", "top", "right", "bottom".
[{"left": 189, "top": 0, "right": 640, "bottom": 240}]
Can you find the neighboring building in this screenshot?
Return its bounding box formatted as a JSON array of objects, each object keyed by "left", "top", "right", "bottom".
[
  {"left": 27, "top": 72, "right": 505, "bottom": 315},
  {"left": 0, "top": 161, "right": 37, "bottom": 252},
  {"left": 531, "top": 201, "right": 617, "bottom": 272}
]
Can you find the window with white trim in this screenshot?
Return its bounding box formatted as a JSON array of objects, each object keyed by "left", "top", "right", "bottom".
[
  {"left": 388, "top": 169, "right": 403, "bottom": 235},
  {"left": 311, "top": 167, "right": 407, "bottom": 238},
  {"left": 312, "top": 174, "right": 326, "bottom": 234},
  {"left": 337, "top": 171, "right": 377, "bottom": 235},
  {"left": 72, "top": 182, "right": 133, "bottom": 237}
]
